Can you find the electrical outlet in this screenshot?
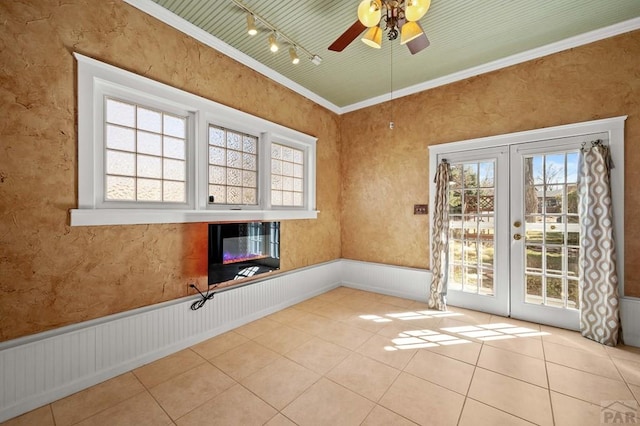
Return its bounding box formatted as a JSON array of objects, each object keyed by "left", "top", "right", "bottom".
[{"left": 414, "top": 204, "right": 428, "bottom": 215}]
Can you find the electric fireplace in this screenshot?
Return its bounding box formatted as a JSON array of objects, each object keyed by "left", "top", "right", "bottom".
[{"left": 208, "top": 222, "right": 280, "bottom": 286}]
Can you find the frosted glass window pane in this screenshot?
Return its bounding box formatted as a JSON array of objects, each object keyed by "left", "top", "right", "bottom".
[
  {"left": 293, "top": 150, "right": 303, "bottom": 164},
  {"left": 164, "top": 114, "right": 185, "bottom": 138},
  {"left": 272, "top": 190, "right": 282, "bottom": 205},
  {"left": 137, "top": 107, "right": 162, "bottom": 132},
  {"left": 205, "top": 124, "right": 262, "bottom": 205},
  {"left": 164, "top": 136, "right": 185, "bottom": 160},
  {"left": 137, "top": 178, "right": 162, "bottom": 201},
  {"left": 106, "top": 125, "right": 135, "bottom": 151},
  {"left": 209, "top": 165, "right": 225, "bottom": 184},
  {"left": 282, "top": 191, "right": 293, "bottom": 206},
  {"left": 137, "top": 154, "right": 162, "bottom": 179},
  {"left": 209, "top": 185, "right": 226, "bottom": 203},
  {"left": 282, "top": 147, "right": 293, "bottom": 162},
  {"left": 209, "top": 126, "right": 225, "bottom": 147},
  {"left": 271, "top": 145, "right": 281, "bottom": 160},
  {"left": 243, "top": 171, "right": 256, "bottom": 187},
  {"left": 227, "top": 186, "right": 241, "bottom": 204},
  {"left": 227, "top": 168, "right": 241, "bottom": 186},
  {"left": 209, "top": 146, "right": 225, "bottom": 166},
  {"left": 243, "top": 136, "right": 256, "bottom": 154},
  {"left": 294, "top": 164, "right": 303, "bottom": 178},
  {"left": 226, "top": 132, "right": 242, "bottom": 150},
  {"left": 282, "top": 161, "right": 293, "bottom": 176},
  {"left": 137, "top": 131, "right": 162, "bottom": 155},
  {"left": 272, "top": 160, "right": 282, "bottom": 174},
  {"left": 106, "top": 99, "right": 135, "bottom": 127},
  {"left": 242, "top": 188, "right": 256, "bottom": 204},
  {"left": 243, "top": 153, "right": 256, "bottom": 171},
  {"left": 106, "top": 176, "right": 135, "bottom": 200},
  {"left": 104, "top": 98, "right": 190, "bottom": 205},
  {"left": 271, "top": 175, "right": 282, "bottom": 190},
  {"left": 283, "top": 176, "right": 293, "bottom": 191},
  {"left": 163, "top": 159, "right": 185, "bottom": 181},
  {"left": 106, "top": 150, "right": 135, "bottom": 176},
  {"left": 163, "top": 181, "right": 185, "bottom": 202},
  {"left": 227, "top": 150, "right": 241, "bottom": 168},
  {"left": 293, "top": 192, "right": 303, "bottom": 206},
  {"left": 293, "top": 178, "right": 303, "bottom": 192}
]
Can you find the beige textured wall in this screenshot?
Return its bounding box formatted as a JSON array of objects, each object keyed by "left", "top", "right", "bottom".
[
  {"left": 341, "top": 30, "right": 640, "bottom": 298},
  {"left": 0, "top": 1, "right": 342, "bottom": 342}
]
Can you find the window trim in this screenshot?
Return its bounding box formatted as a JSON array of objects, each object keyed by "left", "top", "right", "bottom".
[{"left": 72, "top": 53, "right": 318, "bottom": 226}]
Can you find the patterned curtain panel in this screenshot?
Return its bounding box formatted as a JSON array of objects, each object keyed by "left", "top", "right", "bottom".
[
  {"left": 578, "top": 141, "right": 620, "bottom": 346},
  {"left": 428, "top": 160, "right": 451, "bottom": 310}
]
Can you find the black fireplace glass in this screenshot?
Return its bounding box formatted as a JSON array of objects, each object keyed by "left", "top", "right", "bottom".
[{"left": 208, "top": 222, "right": 280, "bottom": 286}]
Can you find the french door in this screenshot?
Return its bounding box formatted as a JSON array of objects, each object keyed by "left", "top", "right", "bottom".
[{"left": 441, "top": 135, "right": 599, "bottom": 330}]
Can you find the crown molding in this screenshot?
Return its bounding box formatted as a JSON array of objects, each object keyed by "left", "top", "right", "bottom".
[
  {"left": 341, "top": 17, "right": 640, "bottom": 113},
  {"left": 122, "top": 0, "right": 342, "bottom": 114}
]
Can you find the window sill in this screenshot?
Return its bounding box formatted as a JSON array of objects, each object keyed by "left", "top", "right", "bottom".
[{"left": 70, "top": 208, "right": 319, "bottom": 226}]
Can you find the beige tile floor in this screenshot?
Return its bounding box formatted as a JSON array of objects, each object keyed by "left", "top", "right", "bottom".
[{"left": 3, "top": 287, "right": 640, "bottom": 425}]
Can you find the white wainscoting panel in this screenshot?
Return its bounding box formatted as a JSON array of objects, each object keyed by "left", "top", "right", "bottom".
[
  {"left": 341, "top": 259, "right": 432, "bottom": 302},
  {"left": 0, "top": 260, "right": 342, "bottom": 423},
  {"left": 1, "top": 258, "right": 638, "bottom": 423},
  {"left": 621, "top": 297, "right": 640, "bottom": 347}
]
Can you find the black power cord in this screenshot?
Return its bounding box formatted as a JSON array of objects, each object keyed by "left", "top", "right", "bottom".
[{"left": 189, "top": 283, "right": 217, "bottom": 311}]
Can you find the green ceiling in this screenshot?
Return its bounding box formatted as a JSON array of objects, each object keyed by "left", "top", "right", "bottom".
[{"left": 141, "top": 0, "right": 640, "bottom": 112}]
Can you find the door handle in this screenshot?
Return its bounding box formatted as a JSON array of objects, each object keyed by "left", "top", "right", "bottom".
[{"left": 513, "top": 233, "right": 522, "bottom": 241}]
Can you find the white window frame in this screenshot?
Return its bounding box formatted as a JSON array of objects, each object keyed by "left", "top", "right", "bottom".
[{"left": 72, "top": 53, "right": 318, "bottom": 226}]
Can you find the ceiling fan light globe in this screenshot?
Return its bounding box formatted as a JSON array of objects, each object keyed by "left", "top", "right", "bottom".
[
  {"left": 361, "top": 26, "right": 382, "bottom": 48},
  {"left": 357, "top": 0, "right": 382, "bottom": 27},
  {"left": 405, "top": 0, "right": 431, "bottom": 22},
  {"left": 400, "top": 20, "right": 423, "bottom": 45}
]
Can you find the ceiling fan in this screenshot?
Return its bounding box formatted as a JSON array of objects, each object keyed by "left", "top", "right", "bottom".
[{"left": 329, "top": 0, "right": 431, "bottom": 55}]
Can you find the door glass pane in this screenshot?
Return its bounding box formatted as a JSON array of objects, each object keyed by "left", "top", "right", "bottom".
[
  {"left": 464, "top": 267, "right": 478, "bottom": 293},
  {"left": 448, "top": 160, "right": 495, "bottom": 297},
  {"left": 526, "top": 274, "right": 543, "bottom": 304},
  {"left": 525, "top": 245, "right": 542, "bottom": 274},
  {"left": 522, "top": 151, "right": 580, "bottom": 309},
  {"left": 567, "top": 279, "right": 579, "bottom": 309},
  {"left": 546, "top": 277, "right": 564, "bottom": 308}
]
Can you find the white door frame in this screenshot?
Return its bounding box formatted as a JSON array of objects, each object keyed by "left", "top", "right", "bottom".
[{"left": 428, "top": 116, "right": 626, "bottom": 324}]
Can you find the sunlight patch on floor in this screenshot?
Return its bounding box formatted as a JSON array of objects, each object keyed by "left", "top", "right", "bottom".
[{"left": 359, "top": 309, "right": 550, "bottom": 350}]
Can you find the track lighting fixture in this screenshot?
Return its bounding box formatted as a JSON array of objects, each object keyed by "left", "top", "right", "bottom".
[{"left": 231, "top": 0, "right": 322, "bottom": 66}]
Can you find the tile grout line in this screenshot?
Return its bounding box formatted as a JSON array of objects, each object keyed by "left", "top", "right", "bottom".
[
  {"left": 455, "top": 338, "right": 483, "bottom": 425},
  {"left": 540, "top": 332, "right": 557, "bottom": 426},
  {"left": 606, "top": 347, "right": 640, "bottom": 405},
  {"left": 132, "top": 367, "right": 187, "bottom": 425}
]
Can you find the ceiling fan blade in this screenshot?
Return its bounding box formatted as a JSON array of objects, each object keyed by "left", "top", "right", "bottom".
[
  {"left": 406, "top": 22, "right": 430, "bottom": 55},
  {"left": 328, "top": 20, "right": 367, "bottom": 52}
]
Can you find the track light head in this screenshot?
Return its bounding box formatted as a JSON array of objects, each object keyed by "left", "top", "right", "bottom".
[
  {"left": 268, "top": 33, "right": 278, "bottom": 52},
  {"left": 246, "top": 14, "right": 257, "bottom": 36},
  {"left": 289, "top": 47, "right": 300, "bottom": 64}
]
